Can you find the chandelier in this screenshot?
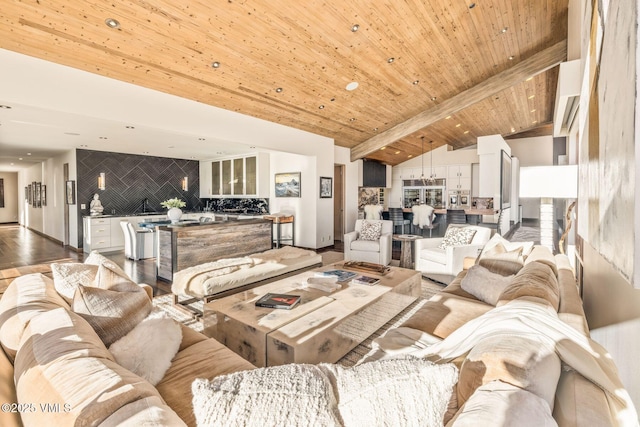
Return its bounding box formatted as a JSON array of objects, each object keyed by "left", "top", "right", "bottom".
[{"left": 420, "top": 136, "right": 436, "bottom": 186}]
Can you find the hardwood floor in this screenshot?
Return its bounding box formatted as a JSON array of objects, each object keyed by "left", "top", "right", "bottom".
[{"left": 0, "top": 223, "right": 172, "bottom": 296}]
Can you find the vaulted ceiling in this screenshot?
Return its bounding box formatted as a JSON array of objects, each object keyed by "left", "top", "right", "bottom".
[{"left": 0, "top": 0, "right": 568, "bottom": 166}]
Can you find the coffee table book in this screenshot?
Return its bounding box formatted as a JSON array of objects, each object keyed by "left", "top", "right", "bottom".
[
  {"left": 255, "top": 293, "right": 301, "bottom": 309},
  {"left": 315, "top": 269, "right": 357, "bottom": 283},
  {"left": 351, "top": 275, "right": 380, "bottom": 286}
]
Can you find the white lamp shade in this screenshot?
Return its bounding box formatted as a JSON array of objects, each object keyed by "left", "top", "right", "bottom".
[{"left": 519, "top": 165, "right": 578, "bottom": 198}]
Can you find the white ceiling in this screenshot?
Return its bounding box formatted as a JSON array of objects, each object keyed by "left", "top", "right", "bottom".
[{"left": 0, "top": 49, "right": 332, "bottom": 172}]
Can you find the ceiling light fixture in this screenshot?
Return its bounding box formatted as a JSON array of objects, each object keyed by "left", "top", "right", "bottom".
[
  {"left": 18, "top": 157, "right": 23, "bottom": 160},
  {"left": 530, "top": 109, "right": 536, "bottom": 113},
  {"left": 125, "top": 125, "right": 135, "bottom": 129},
  {"left": 412, "top": 80, "right": 419, "bottom": 85},
  {"left": 275, "top": 87, "right": 283, "bottom": 93},
  {"left": 387, "top": 57, "right": 395, "bottom": 63},
  {"left": 395, "top": 151, "right": 400, "bottom": 154},
  {"left": 528, "top": 95, "right": 535, "bottom": 99},
  {"left": 373, "top": 127, "right": 379, "bottom": 131},
  {"left": 346, "top": 82, "right": 359, "bottom": 91},
  {"left": 526, "top": 77, "right": 533, "bottom": 82},
  {"left": 104, "top": 18, "right": 120, "bottom": 29},
  {"left": 199, "top": 137, "right": 205, "bottom": 141},
  {"left": 469, "top": 3, "right": 476, "bottom": 9},
  {"left": 349, "top": 118, "right": 356, "bottom": 122},
  {"left": 351, "top": 24, "right": 360, "bottom": 32},
  {"left": 464, "top": 130, "right": 470, "bottom": 134},
  {"left": 0, "top": 105, "right": 11, "bottom": 109},
  {"left": 27, "top": 152, "right": 31, "bottom": 155},
  {"left": 445, "top": 115, "right": 451, "bottom": 119},
  {"left": 500, "top": 27, "right": 508, "bottom": 33},
  {"left": 511, "top": 127, "right": 516, "bottom": 132},
  {"left": 380, "top": 147, "right": 386, "bottom": 150},
  {"left": 319, "top": 105, "right": 325, "bottom": 109},
  {"left": 508, "top": 55, "right": 515, "bottom": 60},
  {"left": 99, "top": 136, "right": 107, "bottom": 139},
  {"left": 455, "top": 123, "right": 461, "bottom": 127},
  {"left": 211, "top": 61, "right": 221, "bottom": 68},
  {"left": 431, "top": 96, "right": 437, "bottom": 101}
]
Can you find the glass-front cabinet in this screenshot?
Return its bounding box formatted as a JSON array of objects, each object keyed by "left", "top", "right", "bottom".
[{"left": 204, "top": 153, "right": 269, "bottom": 198}]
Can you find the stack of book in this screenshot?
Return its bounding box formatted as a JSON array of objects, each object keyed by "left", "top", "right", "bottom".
[
  {"left": 305, "top": 276, "right": 342, "bottom": 293},
  {"left": 350, "top": 274, "right": 380, "bottom": 286}
]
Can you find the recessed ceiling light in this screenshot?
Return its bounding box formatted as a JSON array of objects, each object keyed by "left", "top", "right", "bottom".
[
  {"left": 526, "top": 77, "right": 533, "bottom": 81},
  {"left": 319, "top": 105, "right": 325, "bottom": 109},
  {"left": 199, "top": 138, "right": 205, "bottom": 141},
  {"left": 373, "top": 127, "right": 379, "bottom": 131},
  {"left": 27, "top": 152, "right": 31, "bottom": 155},
  {"left": 275, "top": 87, "right": 283, "bottom": 93},
  {"left": 395, "top": 151, "right": 400, "bottom": 154},
  {"left": 445, "top": 115, "right": 452, "bottom": 119},
  {"left": 105, "top": 18, "right": 120, "bottom": 29},
  {"left": 387, "top": 57, "right": 395, "bottom": 64},
  {"left": 412, "top": 80, "right": 419, "bottom": 85},
  {"left": 508, "top": 55, "right": 515, "bottom": 60},
  {"left": 0, "top": 105, "right": 11, "bottom": 109},
  {"left": 528, "top": 95, "right": 535, "bottom": 99},
  {"left": 380, "top": 147, "right": 386, "bottom": 150},
  {"left": 351, "top": 24, "right": 360, "bottom": 32},
  {"left": 469, "top": 3, "right": 476, "bottom": 9},
  {"left": 99, "top": 136, "right": 107, "bottom": 139},
  {"left": 211, "top": 61, "right": 221, "bottom": 68},
  {"left": 530, "top": 109, "right": 536, "bottom": 113},
  {"left": 408, "top": 154, "right": 413, "bottom": 158},
  {"left": 349, "top": 118, "right": 356, "bottom": 122},
  {"left": 464, "top": 130, "right": 470, "bottom": 134},
  {"left": 500, "top": 27, "right": 508, "bottom": 33},
  {"left": 143, "top": 151, "right": 149, "bottom": 154},
  {"left": 346, "top": 81, "right": 359, "bottom": 91},
  {"left": 80, "top": 145, "right": 88, "bottom": 148},
  {"left": 18, "top": 157, "right": 23, "bottom": 160},
  {"left": 511, "top": 127, "right": 516, "bottom": 132},
  {"left": 330, "top": 97, "right": 336, "bottom": 102},
  {"left": 455, "top": 123, "right": 461, "bottom": 127},
  {"left": 533, "top": 120, "right": 538, "bottom": 124},
  {"left": 10, "top": 163, "right": 14, "bottom": 166},
  {"left": 125, "top": 125, "right": 135, "bottom": 129},
  {"left": 249, "top": 146, "right": 256, "bottom": 149},
  {"left": 431, "top": 96, "right": 437, "bottom": 101}
]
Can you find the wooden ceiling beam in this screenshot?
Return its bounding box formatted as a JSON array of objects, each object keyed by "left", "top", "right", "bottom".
[{"left": 350, "top": 40, "right": 567, "bottom": 161}]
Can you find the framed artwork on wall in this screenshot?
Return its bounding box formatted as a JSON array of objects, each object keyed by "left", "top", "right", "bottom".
[
  {"left": 66, "top": 180, "right": 76, "bottom": 205},
  {"left": 24, "top": 186, "right": 28, "bottom": 203},
  {"left": 0, "top": 178, "right": 4, "bottom": 208},
  {"left": 500, "top": 150, "right": 512, "bottom": 209},
  {"left": 41, "top": 185, "right": 47, "bottom": 207},
  {"left": 27, "top": 185, "right": 32, "bottom": 204},
  {"left": 319, "top": 176, "right": 332, "bottom": 198},
  {"left": 35, "top": 182, "right": 42, "bottom": 208},
  {"left": 275, "top": 172, "right": 301, "bottom": 197},
  {"left": 32, "top": 181, "right": 37, "bottom": 207}
]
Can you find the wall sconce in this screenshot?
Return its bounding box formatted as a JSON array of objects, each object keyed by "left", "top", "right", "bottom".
[
  {"left": 98, "top": 172, "right": 106, "bottom": 190},
  {"left": 181, "top": 176, "right": 188, "bottom": 191}
]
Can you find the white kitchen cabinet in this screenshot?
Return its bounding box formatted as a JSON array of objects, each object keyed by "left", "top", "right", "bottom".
[
  {"left": 201, "top": 153, "right": 269, "bottom": 198},
  {"left": 447, "top": 164, "right": 472, "bottom": 191},
  {"left": 83, "top": 215, "right": 165, "bottom": 253}
]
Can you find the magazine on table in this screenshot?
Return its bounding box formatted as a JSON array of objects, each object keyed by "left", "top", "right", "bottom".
[
  {"left": 315, "top": 269, "right": 358, "bottom": 283},
  {"left": 255, "top": 293, "right": 301, "bottom": 309},
  {"left": 350, "top": 275, "right": 380, "bottom": 286}
]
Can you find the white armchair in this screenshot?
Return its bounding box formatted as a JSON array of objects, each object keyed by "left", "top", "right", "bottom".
[
  {"left": 344, "top": 219, "right": 393, "bottom": 265},
  {"left": 414, "top": 225, "right": 492, "bottom": 276}
]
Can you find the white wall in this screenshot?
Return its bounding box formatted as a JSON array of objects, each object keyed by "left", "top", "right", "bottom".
[
  {"left": 394, "top": 144, "right": 479, "bottom": 169},
  {"left": 18, "top": 150, "right": 78, "bottom": 247},
  {"left": 508, "top": 136, "right": 554, "bottom": 219},
  {"left": 334, "top": 146, "right": 360, "bottom": 234},
  {"left": 478, "top": 135, "right": 512, "bottom": 232}
]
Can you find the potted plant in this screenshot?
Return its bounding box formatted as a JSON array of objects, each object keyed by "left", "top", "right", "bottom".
[{"left": 161, "top": 197, "right": 187, "bottom": 223}]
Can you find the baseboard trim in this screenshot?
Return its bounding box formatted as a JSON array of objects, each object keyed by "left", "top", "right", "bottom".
[{"left": 25, "top": 226, "right": 64, "bottom": 246}]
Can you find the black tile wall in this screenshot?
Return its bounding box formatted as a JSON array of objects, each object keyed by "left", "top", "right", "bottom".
[{"left": 76, "top": 149, "right": 202, "bottom": 247}]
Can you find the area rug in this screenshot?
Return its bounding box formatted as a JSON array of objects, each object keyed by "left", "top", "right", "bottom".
[{"left": 152, "top": 276, "right": 443, "bottom": 366}]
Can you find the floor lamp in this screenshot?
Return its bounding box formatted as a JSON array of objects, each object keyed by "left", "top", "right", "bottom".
[{"left": 519, "top": 165, "right": 578, "bottom": 254}]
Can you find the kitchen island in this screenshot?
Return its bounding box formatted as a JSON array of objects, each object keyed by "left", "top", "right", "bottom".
[{"left": 157, "top": 217, "right": 273, "bottom": 281}]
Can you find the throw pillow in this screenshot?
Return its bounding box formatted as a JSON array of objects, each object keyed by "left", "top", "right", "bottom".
[
  {"left": 439, "top": 226, "right": 477, "bottom": 249},
  {"left": 109, "top": 310, "right": 182, "bottom": 386},
  {"left": 460, "top": 265, "right": 514, "bottom": 306},
  {"left": 457, "top": 335, "right": 560, "bottom": 408},
  {"left": 449, "top": 381, "right": 557, "bottom": 427},
  {"left": 359, "top": 220, "right": 382, "bottom": 241},
  {"left": 72, "top": 283, "right": 152, "bottom": 347},
  {"left": 477, "top": 242, "right": 525, "bottom": 276},
  {"left": 319, "top": 357, "right": 458, "bottom": 427},
  {"left": 192, "top": 364, "right": 342, "bottom": 427},
  {"left": 84, "top": 250, "right": 129, "bottom": 279},
  {"left": 50, "top": 263, "right": 99, "bottom": 303},
  {"left": 497, "top": 261, "right": 560, "bottom": 311}
]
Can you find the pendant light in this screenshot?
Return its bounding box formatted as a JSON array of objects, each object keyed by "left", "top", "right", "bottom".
[
  {"left": 420, "top": 136, "right": 426, "bottom": 184},
  {"left": 427, "top": 140, "right": 435, "bottom": 185}
]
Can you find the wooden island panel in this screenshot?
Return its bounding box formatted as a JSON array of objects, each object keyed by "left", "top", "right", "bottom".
[{"left": 157, "top": 219, "right": 273, "bottom": 281}]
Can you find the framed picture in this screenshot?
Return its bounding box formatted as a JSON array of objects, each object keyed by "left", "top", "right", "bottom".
[
  {"left": 32, "top": 181, "right": 37, "bottom": 207},
  {"left": 319, "top": 176, "right": 332, "bottom": 198},
  {"left": 0, "top": 178, "right": 4, "bottom": 208},
  {"left": 41, "top": 185, "right": 47, "bottom": 207},
  {"left": 24, "top": 186, "right": 28, "bottom": 202},
  {"left": 35, "top": 182, "right": 42, "bottom": 208},
  {"left": 275, "top": 172, "right": 301, "bottom": 197},
  {"left": 27, "top": 185, "right": 32, "bottom": 204},
  {"left": 66, "top": 180, "right": 76, "bottom": 205},
  {"left": 500, "top": 150, "right": 512, "bottom": 209}
]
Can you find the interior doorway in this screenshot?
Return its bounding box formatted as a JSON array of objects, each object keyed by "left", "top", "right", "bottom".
[{"left": 333, "top": 164, "right": 345, "bottom": 244}]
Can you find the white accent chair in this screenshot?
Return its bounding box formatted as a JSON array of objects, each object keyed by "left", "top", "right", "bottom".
[
  {"left": 363, "top": 204, "right": 383, "bottom": 220},
  {"left": 344, "top": 219, "right": 393, "bottom": 265},
  {"left": 414, "top": 224, "right": 492, "bottom": 276},
  {"left": 120, "top": 221, "right": 155, "bottom": 260}
]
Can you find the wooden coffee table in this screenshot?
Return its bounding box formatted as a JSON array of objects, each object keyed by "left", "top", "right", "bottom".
[{"left": 202, "top": 262, "right": 420, "bottom": 367}]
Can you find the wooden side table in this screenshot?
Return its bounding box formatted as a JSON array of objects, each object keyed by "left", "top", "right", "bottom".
[{"left": 392, "top": 234, "right": 421, "bottom": 269}]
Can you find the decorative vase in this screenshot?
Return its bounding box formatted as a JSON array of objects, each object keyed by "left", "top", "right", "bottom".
[{"left": 167, "top": 207, "right": 183, "bottom": 224}]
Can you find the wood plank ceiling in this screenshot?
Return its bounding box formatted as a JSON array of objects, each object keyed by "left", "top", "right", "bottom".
[{"left": 0, "top": 0, "right": 568, "bottom": 166}]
